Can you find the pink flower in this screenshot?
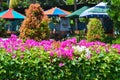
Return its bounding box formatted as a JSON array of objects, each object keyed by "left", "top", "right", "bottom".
[
  {"left": 96, "top": 49, "right": 100, "bottom": 54},
  {"left": 21, "top": 47, "right": 25, "bottom": 52},
  {"left": 10, "top": 34, "right": 17, "bottom": 39},
  {"left": 105, "top": 48, "right": 109, "bottom": 53},
  {"left": 92, "top": 47, "right": 95, "bottom": 50},
  {"left": 12, "top": 54, "right": 17, "bottom": 59},
  {"left": 20, "top": 54, "right": 24, "bottom": 59},
  {"left": 6, "top": 48, "right": 13, "bottom": 53},
  {"left": 85, "top": 53, "right": 92, "bottom": 60},
  {"left": 66, "top": 49, "right": 73, "bottom": 60},
  {"left": 13, "top": 47, "right": 18, "bottom": 51},
  {"left": 59, "top": 62, "right": 65, "bottom": 67},
  {"left": 50, "top": 52, "right": 54, "bottom": 57},
  {"left": 60, "top": 42, "right": 67, "bottom": 48}
]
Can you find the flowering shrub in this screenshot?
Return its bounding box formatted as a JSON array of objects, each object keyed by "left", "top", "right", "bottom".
[
  {"left": 19, "top": 3, "right": 50, "bottom": 41},
  {"left": 0, "top": 35, "right": 120, "bottom": 79},
  {"left": 86, "top": 18, "right": 105, "bottom": 42}
]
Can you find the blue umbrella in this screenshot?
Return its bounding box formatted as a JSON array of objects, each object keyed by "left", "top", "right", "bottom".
[
  {"left": 79, "top": 2, "right": 109, "bottom": 18},
  {"left": 44, "top": 7, "right": 71, "bottom": 16}
]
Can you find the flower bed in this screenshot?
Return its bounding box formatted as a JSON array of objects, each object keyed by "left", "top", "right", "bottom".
[{"left": 0, "top": 35, "right": 120, "bottom": 79}]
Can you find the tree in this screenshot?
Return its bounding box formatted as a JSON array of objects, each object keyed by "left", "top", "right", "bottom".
[
  {"left": 12, "top": 0, "right": 105, "bottom": 8},
  {"left": 64, "top": 0, "right": 104, "bottom": 5},
  {"left": 19, "top": 3, "right": 50, "bottom": 41},
  {"left": 9, "top": 0, "right": 19, "bottom": 8},
  {"left": 3, "top": 0, "right": 106, "bottom": 8},
  {"left": 66, "top": 0, "right": 74, "bottom": 5},
  {"left": 107, "top": 0, "right": 120, "bottom": 36}
]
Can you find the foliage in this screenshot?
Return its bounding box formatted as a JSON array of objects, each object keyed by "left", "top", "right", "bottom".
[
  {"left": 107, "top": 0, "right": 120, "bottom": 36},
  {"left": 19, "top": 3, "right": 50, "bottom": 41},
  {"left": 0, "top": 2, "right": 8, "bottom": 10},
  {"left": 74, "top": 0, "right": 104, "bottom": 4},
  {"left": 18, "top": 0, "right": 33, "bottom": 8},
  {"left": 104, "top": 36, "right": 114, "bottom": 44},
  {"left": 0, "top": 35, "right": 120, "bottom": 79},
  {"left": 66, "top": 0, "right": 74, "bottom": 5},
  {"left": 86, "top": 18, "right": 105, "bottom": 42},
  {"left": 0, "top": 19, "right": 6, "bottom": 32},
  {"left": 112, "top": 37, "right": 120, "bottom": 44},
  {"left": 9, "top": 0, "right": 20, "bottom": 8},
  {"left": 11, "top": 0, "right": 104, "bottom": 8},
  {"left": 1, "top": 0, "right": 105, "bottom": 9}
]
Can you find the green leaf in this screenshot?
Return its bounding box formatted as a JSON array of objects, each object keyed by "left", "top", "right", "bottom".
[
  {"left": 0, "top": 69, "right": 6, "bottom": 74},
  {"left": 71, "top": 61, "right": 76, "bottom": 65},
  {"left": 118, "top": 16, "right": 120, "bottom": 21},
  {"left": 98, "top": 53, "right": 104, "bottom": 58}
]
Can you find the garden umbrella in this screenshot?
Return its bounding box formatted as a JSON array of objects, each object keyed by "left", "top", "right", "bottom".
[
  {"left": 44, "top": 7, "right": 71, "bottom": 16},
  {"left": 79, "top": 2, "right": 109, "bottom": 18},
  {"left": 0, "top": 8, "right": 25, "bottom": 19},
  {"left": 66, "top": 6, "right": 89, "bottom": 18}
]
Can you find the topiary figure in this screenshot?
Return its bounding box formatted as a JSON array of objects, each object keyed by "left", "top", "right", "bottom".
[
  {"left": 19, "top": 3, "right": 50, "bottom": 41},
  {"left": 86, "top": 18, "right": 105, "bottom": 42}
]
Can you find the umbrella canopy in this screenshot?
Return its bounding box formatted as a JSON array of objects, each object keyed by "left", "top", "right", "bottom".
[
  {"left": 80, "top": 2, "right": 109, "bottom": 18},
  {"left": 66, "top": 6, "right": 89, "bottom": 18},
  {"left": 44, "top": 7, "right": 71, "bottom": 16},
  {"left": 0, "top": 8, "right": 25, "bottom": 19},
  {"left": 95, "top": 2, "right": 107, "bottom": 8}
]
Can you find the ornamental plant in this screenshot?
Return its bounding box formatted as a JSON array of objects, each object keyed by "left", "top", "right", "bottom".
[
  {"left": 0, "top": 18, "right": 6, "bottom": 36},
  {"left": 0, "top": 35, "right": 120, "bottom": 79},
  {"left": 106, "top": 0, "right": 120, "bottom": 37},
  {"left": 86, "top": 18, "right": 105, "bottom": 42},
  {"left": 19, "top": 3, "right": 50, "bottom": 41}
]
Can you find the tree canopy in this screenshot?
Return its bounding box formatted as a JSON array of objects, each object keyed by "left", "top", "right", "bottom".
[
  {"left": 9, "top": 0, "right": 19, "bottom": 8},
  {"left": 11, "top": 0, "right": 105, "bottom": 8},
  {"left": 107, "top": 0, "right": 120, "bottom": 36}
]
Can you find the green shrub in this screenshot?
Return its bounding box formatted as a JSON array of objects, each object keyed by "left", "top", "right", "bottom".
[
  {"left": 0, "top": 19, "right": 6, "bottom": 37},
  {"left": 107, "top": 0, "right": 120, "bottom": 37},
  {"left": 112, "top": 37, "right": 120, "bottom": 44},
  {"left": 0, "top": 36, "right": 120, "bottom": 79},
  {"left": 19, "top": 3, "right": 50, "bottom": 41},
  {"left": 0, "top": 18, "right": 6, "bottom": 32},
  {"left": 86, "top": 18, "right": 105, "bottom": 42},
  {"left": 0, "top": 46, "right": 120, "bottom": 80}
]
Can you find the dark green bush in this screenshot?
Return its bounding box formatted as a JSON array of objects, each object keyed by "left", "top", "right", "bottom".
[
  {"left": 104, "top": 36, "right": 114, "bottom": 44},
  {"left": 0, "top": 18, "right": 6, "bottom": 31},
  {"left": 107, "top": 0, "right": 120, "bottom": 37}
]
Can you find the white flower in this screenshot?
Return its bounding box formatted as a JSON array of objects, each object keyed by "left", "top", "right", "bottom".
[
  {"left": 85, "top": 48, "right": 91, "bottom": 54},
  {"left": 72, "top": 45, "right": 86, "bottom": 53},
  {"left": 85, "top": 48, "right": 92, "bottom": 59}
]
